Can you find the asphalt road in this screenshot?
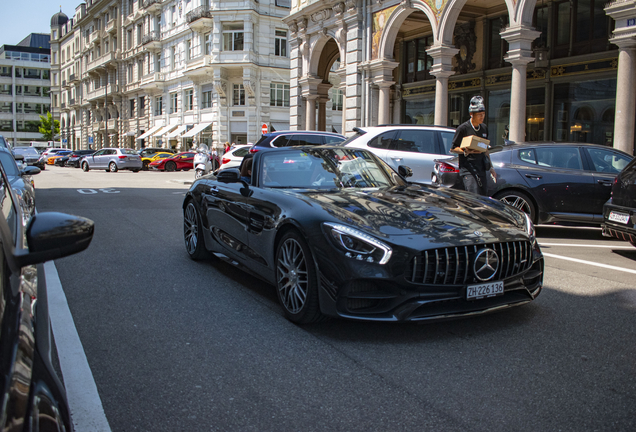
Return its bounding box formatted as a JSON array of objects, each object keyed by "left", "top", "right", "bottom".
[{"left": 35, "top": 166, "right": 636, "bottom": 431}]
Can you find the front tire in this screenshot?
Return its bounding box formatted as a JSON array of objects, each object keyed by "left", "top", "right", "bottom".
[
  {"left": 82, "top": 162, "right": 89, "bottom": 172},
  {"left": 109, "top": 162, "right": 118, "bottom": 173},
  {"left": 275, "top": 230, "right": 323, "bottom": 324},
  {"left": 142, "top": 160, "right": 150, "bottom": 171},
  {"left": 183, "top": 201, "right": 209, "bottom": 260},
  {"left": 165, "top": 161, "right": 177, "bottom": 172},
  {"left": 494, "top": 190, "right": 536, "bottom": 223}
]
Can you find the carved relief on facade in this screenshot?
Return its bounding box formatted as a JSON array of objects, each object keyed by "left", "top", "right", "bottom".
[
  {"left": 333, "top": 2, "right": 345, "bottom": 16},
  {"left": 345, "top": 0, "right": 357, "bottom": 11},
  {"left": 311, "top": 9, "right": 333, "bottom": 23},
  {"left": 214, "top": 80, "right": 227, "bottom": 98}
]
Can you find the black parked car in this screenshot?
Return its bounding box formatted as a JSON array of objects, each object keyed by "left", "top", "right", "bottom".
[
  {"left": 250, "top": 130, "right": 345, "bottom": 153},
  {"left": 432, "top": 142, "right": 633, "bottom": 225},
  {"left": 602, "top": 157, "right": 636, "bottom": 247},
  {"left": 184, "top": 146, "right": 543, "bottom": 324},
  {"left": 0, "top": 162, "right": 94, "bottom": 431},
  {"left": 13, "top": 147, "right": 45, "bottom": 169},
  {"left": 65, "top": 150, "right": 96, "bottom": 168}
]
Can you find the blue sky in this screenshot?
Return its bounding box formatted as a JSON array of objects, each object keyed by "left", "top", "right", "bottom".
[{"left": 2, "top": 1, "right": 80, "bottom": 46}]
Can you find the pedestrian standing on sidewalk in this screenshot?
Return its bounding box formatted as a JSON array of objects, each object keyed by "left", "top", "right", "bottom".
[{"left": 450, "top": 95, "right": 497, "bottom": 196}]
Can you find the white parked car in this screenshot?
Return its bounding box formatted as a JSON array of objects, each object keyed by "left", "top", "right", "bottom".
[
  {"left": 342, "top": 125, "right": 456, "bottom": 184},
  {"left": 218, "top": 145, "right": 252, "bottom": 170}
]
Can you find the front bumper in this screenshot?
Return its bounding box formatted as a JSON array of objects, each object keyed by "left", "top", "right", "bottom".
[{"left": 315, "top": 240, "right": 544, "bottom": 322}]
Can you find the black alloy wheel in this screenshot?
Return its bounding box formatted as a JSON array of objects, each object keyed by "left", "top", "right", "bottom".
[
  {"left": 183, "top": 201, "right": 209, "bottom": 260},
  {"left": 165, "top": 161, "right": 177, "bottom": 172},
  {"left": 142, "top": 160, "right": 150, "bottom": 170},
  {"left": 109, "top": 162, "right": 118, "bottom": 173},
  {"left": 82, "top": 162, "right": 89, "bottom": 172},
  {"left": 275, "top": 230, "right": 323, "bottom": 324},
  {"left": 494, "top": 190, "right": 536, "bottom": 223}
]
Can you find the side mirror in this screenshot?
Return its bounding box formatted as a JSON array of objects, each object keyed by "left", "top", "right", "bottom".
[
  {"left": 13, "top": 212, "right": 94, "bottom": 267},
  {"left": 20, "top": 166, "right": 40, "bottom": 176},
  {"left": 398, "top": 165, "right": 413, "bottom": 178},
  {"left": 216, "top": 168, "right": 241, "bottom": 183}
]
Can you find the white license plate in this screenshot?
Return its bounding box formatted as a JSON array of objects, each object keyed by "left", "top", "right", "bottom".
[
  {"left": 466, "top": 281, "right": 504, "bottom": 300},
  {"left": 608, "top": 211, "right": 630, "bottom": 225}
]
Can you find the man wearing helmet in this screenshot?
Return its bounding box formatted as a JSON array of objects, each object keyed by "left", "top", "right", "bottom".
[{"left": 450, "top": 95, "right": 497, "bottom": 196}]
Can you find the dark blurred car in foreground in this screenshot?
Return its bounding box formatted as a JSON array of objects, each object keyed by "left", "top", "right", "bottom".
[
  {"left": 602, "top": 157, "right": 636, "bottom": 247},
  {"left": 149, "top": 151, "right": 195, "bottom": 171},
  {"left": 0, "top": 160, "right": 94, "bottom": 431},
  {"left": 13, "top": 146, "right": 45, "bottom": 169},
  {"left": 184, "top": 146, "right": 543, "bottom": 324},
  {"left": 250, "top": 130, "right": 345, "bottom": 154},
  {"left": 66, "top": 150, "right": 96, "bottom": 168},
  {"left": 432, "top": 142, "right": 633, "bottom": 225},
  {"left": 0, "top": 148, "right": 40, "bottom": 224}
]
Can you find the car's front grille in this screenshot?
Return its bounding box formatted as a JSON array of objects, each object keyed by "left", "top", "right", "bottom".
[{"left": 406, "top": 241, "right": 533, "bottom": 285}]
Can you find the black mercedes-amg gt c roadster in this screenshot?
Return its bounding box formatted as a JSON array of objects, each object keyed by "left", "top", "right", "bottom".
[{"left": 183, "top": 146, "right": 543, "bottom": 324}]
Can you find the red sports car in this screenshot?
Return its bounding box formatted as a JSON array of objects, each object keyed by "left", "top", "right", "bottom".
[{"left": 149, "top": 152, "right": 195, "bottom": 171}]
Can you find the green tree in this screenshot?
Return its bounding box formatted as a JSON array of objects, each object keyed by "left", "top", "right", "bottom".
[{"left": 38, "top": 111, "right": 60, "bottom": 141}]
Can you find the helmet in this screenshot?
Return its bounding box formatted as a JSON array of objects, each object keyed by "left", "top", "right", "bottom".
[{"left": 468, "top": 96, "right": 485, "bottom": 113}]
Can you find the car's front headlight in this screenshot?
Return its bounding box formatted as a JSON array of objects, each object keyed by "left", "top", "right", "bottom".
[
  {"left": 524, "top": 213, "right": 535, "bottom": 240},
  {"left": 323, "top": 223, "right": 392, "bottom": 264}
]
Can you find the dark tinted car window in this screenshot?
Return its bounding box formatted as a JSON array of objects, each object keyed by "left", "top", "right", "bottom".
[
  {"left": 234, "top": 147, "right": 250, "bottom": 157},
  {"left": 536, "top": 147, "right": 582, "bottom": 170},
  {"left": 271, "top": 135, "right": 292, "bottom": 147},
  {"left": 288, "top": 134, "right": 324, "bottom": 146},
  {"left": 586, "top": 148, "right": 631, "bottom": 173},
  {"left": 440, "top": 131, "right": 455, "bottom": 154},
  {"left": 519, "top": 149, "right": 536, "bottom": 164},
  {"left": 323, "top": 135, "right": 345, "bottom": 145},
  {"left": 368, "top": 131, "right": 397, "bottom": 149},
  {"left": 394, "top": 130, "right": 437, "bottom": 153}
]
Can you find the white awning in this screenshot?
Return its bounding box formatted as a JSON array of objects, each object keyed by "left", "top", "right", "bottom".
[
  {"left": 153, "top": 124, "right": 178, "bottom": 137},
  {"left": 270, "top": 122, "right": 290, "bottom": 132},
  {"left": 181, "top": 122, "right": 212, "bottom": 138},
  {"left": 124, "top": 131, "right": 137, "bottom": 136},
  {"left": 136, "top": 125, "right": 163, "bottom": 140},
  {"left": 166, "top": 125, "right": 189, "bottom": 138}
]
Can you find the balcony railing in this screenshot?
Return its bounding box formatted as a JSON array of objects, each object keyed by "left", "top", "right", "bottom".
[
  {"left": 69, "top": 73, "right": 78, "bottom": 83},
  {"left": 69, "top": 98, "right": 77, "bottom": 106},
  {"left": 142, "top": 31, "right": 161, "bottom": 45},
  {"left": 140, "top": 72, "right": 165, "bottom": 89},
  {"left": 186, "top": 6, "right": 213, "bottom": 31},
  {"left": 143, "top": 0, "right": 161, "bottom": 8},
  {"left": 105, "top": 19, "right": 117, "bottom": 34},
  {"left": 60, "top": 102, "right": 66, "bottom": 109},
  {"left": 87, "top": 51, "right": 120, "bottom": 73}
]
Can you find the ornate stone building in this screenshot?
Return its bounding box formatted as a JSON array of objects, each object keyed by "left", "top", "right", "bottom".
[
  {"left": 50, "top": 0, "right": 294, "bottom": 152},
  {"left": 285, "top": 0, "right": 636, "bottom": 155}
]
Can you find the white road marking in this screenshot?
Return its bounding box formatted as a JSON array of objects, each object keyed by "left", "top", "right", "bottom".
[
  {"left": 45, "top": 261, "right": 112, "bottom": 432},
  {"left": 542, "top": 252, "right": 636, "bottom": 274},
  {"left": 540, "top": 243, "right": 635, "bottom": 249}
]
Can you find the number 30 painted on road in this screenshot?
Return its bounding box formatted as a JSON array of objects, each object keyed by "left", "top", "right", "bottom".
[{"left": 77, "top": 188, "right": 120, "bottom": 194}]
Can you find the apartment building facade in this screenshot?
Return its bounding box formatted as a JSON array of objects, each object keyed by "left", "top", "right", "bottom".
[
  {"left": 0, "top": 35, "right": 52, "bottom": 147},
  {"left": 51, "top": 0, "right": 298, "bottom": 153},
  {"left": 286, "top": 0, "right": 636, "bottom": 155}
]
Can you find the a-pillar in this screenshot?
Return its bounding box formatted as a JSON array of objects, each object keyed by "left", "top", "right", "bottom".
[
  {"left": 606, "top": 1, "right": 636, "bottom": 155},
  {"left": 427, "top": 44, "right": 458, "bottom": 126},
  {"left": 501, "top": 25, "right": 540, "bottom": 142},
  {"left": 369, "top": 60, "right": 398, "bottom": 126}
]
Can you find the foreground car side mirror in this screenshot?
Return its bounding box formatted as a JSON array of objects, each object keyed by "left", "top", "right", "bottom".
[
  {"left": 20, "top": 166, "right": 40, "bottom": 176},
  {"left": 13, "top": 212, "right": 94, "bottom": 267},
  {"left": 398, "top": 165, "right": 413, "bottom": 178},
  {"left": 216, "top": 168, "right": 241, "bottom": 183}
]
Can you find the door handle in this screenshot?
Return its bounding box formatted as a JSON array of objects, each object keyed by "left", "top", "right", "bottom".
[
  {"left": 208, "top": 186, "right": 219, "bottom": 194},
  {"left": 597, "top": 179, "right": 612, "bottom": 186},
  {"left": 524, "top": 174, "right": 542, "bottom": 180},
  {"left": 390, "top": 157, "right": 403, "bottom": 162}
]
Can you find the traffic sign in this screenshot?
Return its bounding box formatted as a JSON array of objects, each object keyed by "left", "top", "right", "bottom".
[
  {"left": 262, "top": 124, "right": 268, "bottom": 134},
  {"left": 88, "top": 137, "right": 94, "bottom": 144}
]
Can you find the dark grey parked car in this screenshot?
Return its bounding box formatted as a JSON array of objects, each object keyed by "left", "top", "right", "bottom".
[
  {"left": 431, "top": 142, "right": 633, "bottom": 225},
  {"left": 0, "top": 160, "right": 94, "bottom": 432}
]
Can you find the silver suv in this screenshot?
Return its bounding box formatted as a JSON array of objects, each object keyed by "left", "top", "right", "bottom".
[
  {"left": 342, "top": 125, "right": 456, "bottom": 184},
  {"left": 81, "top": 148, "right": 142, "bottom": 172}
]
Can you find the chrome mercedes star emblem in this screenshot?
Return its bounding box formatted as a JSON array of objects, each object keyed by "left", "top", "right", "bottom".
[
  {"left": 474, "top": 231, "right": 483, "bottom": 237},
  {"left": 473, "top": 248, "right": 499, "bottom": 281}
]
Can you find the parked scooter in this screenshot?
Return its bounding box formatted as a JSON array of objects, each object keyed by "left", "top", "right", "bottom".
[{"left": 193, "top": 144, "right": 219, "bottom": 178}]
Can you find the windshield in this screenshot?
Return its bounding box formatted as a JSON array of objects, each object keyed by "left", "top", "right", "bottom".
[
  {"left": 258, "top": 148, "right": 405, "bottom": 189},
  {"left": 13, "top": 147, "right": 39, "bottom": 156}
]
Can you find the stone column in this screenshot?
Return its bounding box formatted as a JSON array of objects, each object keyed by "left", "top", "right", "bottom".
[
  {"left": 317, "top": 97, "right": 328, "bottom": 131},
  {"left": 369, "top": 60, "right": 399, "bottom": 126},
  {"left": 606, "top": 0, "right": 636, "bottom": 155},
  {"left": 501, "top": 25, "right": 540, "bottom": 143},
  {"left": 427, "top": 44, "right": 459, "bottom": 126},
  {"left": 305, "top": 95, "right": 317, "bottom": 130}
]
